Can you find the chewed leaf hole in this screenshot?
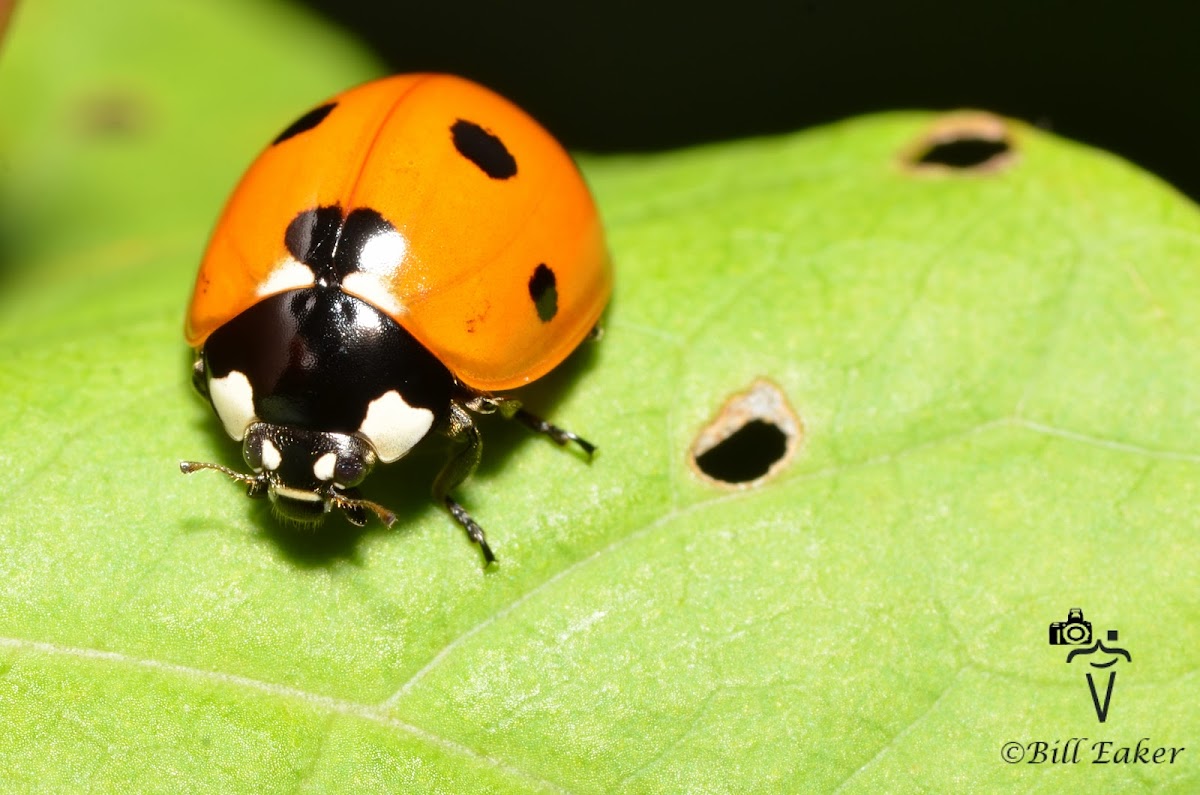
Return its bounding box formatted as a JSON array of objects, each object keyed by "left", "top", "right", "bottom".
[
  {"left": 690, "top": 379, "right": 802, "bottom": 489},
  {"left": 903, "top": 112, "right": 1016, "bottom": 174},
  {"left": 694, "top": 420, "right": 788, "bottom": 483},
  {"left": 917, "top": 138, "right": 1009, "bottom": 168}
]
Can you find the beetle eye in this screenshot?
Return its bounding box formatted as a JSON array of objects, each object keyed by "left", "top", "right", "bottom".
[
  {"left": 335, "top": 455, "right": 367, "bottom": 487},
  {"left": 243, "top": 433, "right": 266, "bottom": 471},
  {"left": 244, "top": 444, "right": 263, "bottom": 471}
]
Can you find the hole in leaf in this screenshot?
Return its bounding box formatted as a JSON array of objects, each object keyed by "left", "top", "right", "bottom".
[
  {"left": 916, "top": 138, "right": 1009, "bottom": 169},
  {"left": 690, "top": 378, "right": 802, "bottom": 489},
  {"left": 903, "top": 112, "right": 1015, "bottom": 174},
  {"left": 694, "top": 419, "right": 788, "bottom": 483}
]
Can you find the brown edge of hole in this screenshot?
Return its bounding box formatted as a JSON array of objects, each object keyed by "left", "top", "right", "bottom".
[
  {"left": 689, "top": 378, "right": 803, "bottom": 489},
  {"left": 899, "top": 111, "right": 1017, "bottom": 174}
]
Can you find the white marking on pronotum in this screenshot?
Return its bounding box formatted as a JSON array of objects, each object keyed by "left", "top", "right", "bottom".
[
  {"left": 342, "top": 272, "right": 405, "bottom": 317},
  {"left": 313, "top": 452, "right": 337, "bottom": 481},
  {"left": 256, "top": 257, "right": 315, "bottom": 297},
  {"left": 208, "top": 370, "right": 257, "bottom": 441},
  {"left": 358, "top": 390, "right": 434, "bottom": 463},
  {"left": 261, "top": 439, "right": 282, "bottom": 471},
  {"left": 272, "top": 485, "right": 324, "bottom": 503}
]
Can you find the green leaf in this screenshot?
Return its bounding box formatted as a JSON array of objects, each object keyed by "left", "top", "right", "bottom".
[{"left": 1, "top": 1, "right": 1197, "bottom": 792}]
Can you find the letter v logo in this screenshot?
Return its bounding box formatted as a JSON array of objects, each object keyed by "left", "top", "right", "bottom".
[{"left": 1086, "top": 671, "right": 1116, "bottom": 723}]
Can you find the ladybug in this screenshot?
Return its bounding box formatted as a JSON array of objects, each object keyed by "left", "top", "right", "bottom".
[{"left": 180, "top": 74, "right": 611, "bottom": 565}]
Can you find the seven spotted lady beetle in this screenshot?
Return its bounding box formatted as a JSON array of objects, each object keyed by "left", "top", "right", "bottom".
[{"left": 181, "top": 74, "right": 611, "bottom": 565}]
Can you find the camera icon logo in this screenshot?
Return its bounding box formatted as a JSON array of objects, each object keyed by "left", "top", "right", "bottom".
[{"left": 1049, "top": 607, "right": 1093, "bottom": 645}]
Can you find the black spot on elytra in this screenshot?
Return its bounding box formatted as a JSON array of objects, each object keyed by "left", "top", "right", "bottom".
[
  {"left": 285, "top": 206, "right": 399, "bottom": 286},
  {"left": 273, "top": 102, "right": 337, "bottom": 145},
  {"left": 285, "top": 206, "right": 342, "bottom": 283},
  {"left": 528, "top": 263, "right": 558, "bottom": 322},
  {"left": 451, "top": 119, "right": 517, "bottom": 179}
]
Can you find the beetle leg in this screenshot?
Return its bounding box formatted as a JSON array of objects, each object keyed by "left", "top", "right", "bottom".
[
  {"left": 512, "top": 406, "right": 595, "bottom": 457},
  {"left": 463, "top": 393, "right": 595, "bottom": 458},
  {"left": 435, "top": 401, "right": 495, "bottom": 566}
]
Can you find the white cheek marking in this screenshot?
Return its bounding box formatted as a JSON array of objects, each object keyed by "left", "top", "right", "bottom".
[
  {"left": 208, "top": 371, "right": 258, "bottom": 441},
  {"left": 313, "top": 452, "right": 337, "bottom": 481},
  {"left": 342, "top": 272, "right": 406, "bottom": 317},
  {"left": 261, "top": 439, "right": 282, "bottom": 471},
  {"left": 256, "top": 257, "right": 316, "bottom": 297},
  {"left": 359, "top": 390, "right": 434, "bottom": 463}
]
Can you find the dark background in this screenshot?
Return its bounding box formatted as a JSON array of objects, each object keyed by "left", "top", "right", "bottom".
[{"left": 301, "top": 1, "right": 1200, "bottom": 199}]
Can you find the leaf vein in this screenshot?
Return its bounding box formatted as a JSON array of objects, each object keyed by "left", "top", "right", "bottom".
[
  {"left": 0, "top": 636, "right": 571, "bottom": 794},
  {"left": 830, "top": 669, "right": 965, "bottom": 794}
]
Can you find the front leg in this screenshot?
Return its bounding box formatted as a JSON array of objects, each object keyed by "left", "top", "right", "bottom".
[
  {"left": 435, "top": 400, "right": 495, "bottom": 566},
  {"left": 438, "top": 392, "right": 596, "bottom": 566}
]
